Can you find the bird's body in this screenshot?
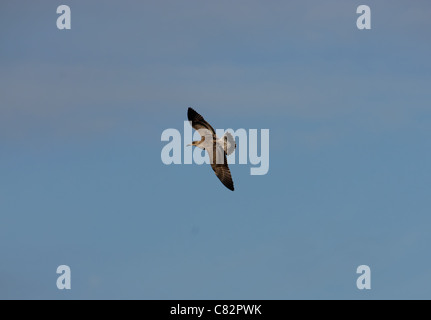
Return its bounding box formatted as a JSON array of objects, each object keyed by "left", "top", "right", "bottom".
[
  {"left": 192, "top": 135, "right": 215, "bottom": 150},
  {"left": 187, "top": 107, "right": 236, "bottom": 191}
]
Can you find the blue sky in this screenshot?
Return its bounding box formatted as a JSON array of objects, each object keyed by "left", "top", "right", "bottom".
[{"left": 1, "top": 0, "right": 430, "bottom": 299}]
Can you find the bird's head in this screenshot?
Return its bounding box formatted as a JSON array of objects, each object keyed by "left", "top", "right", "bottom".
[{"left": 187, "top": 141, "right": 199, "bottom": 147}]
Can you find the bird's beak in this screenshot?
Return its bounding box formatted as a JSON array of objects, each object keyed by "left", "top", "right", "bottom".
[{"left": 187, "top": 143, "right": 192, "bottom": 147}]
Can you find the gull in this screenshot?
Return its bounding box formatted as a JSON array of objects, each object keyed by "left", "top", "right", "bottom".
[{"left": 187, "top": 107, "right": 236, "bottom": 191}]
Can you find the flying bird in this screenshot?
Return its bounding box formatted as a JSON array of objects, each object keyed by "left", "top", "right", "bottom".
[{"left": 187, "top": 107, "right": 236, "bottom": 191}]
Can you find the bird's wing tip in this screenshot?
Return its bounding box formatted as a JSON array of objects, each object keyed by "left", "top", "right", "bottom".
[
  {"left": 226, "top": 183, "right": 234, "bottom": 191},
  {"left": 188, "top": 107, "right": 198, "bottom": 120}
]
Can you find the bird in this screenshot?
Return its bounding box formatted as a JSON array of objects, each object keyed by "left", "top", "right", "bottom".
[{"left": 187, "top": 107, "right": 236, "bottom": 191}]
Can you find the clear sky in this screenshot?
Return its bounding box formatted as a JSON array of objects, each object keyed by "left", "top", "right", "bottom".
[{"left": 1, "top": 0, "right": 430, "bottom": 299}]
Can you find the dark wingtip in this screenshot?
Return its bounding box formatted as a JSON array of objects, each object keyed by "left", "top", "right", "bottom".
[
  {"left": 220, "top": 177, "right": 234, "bottom": 191},
  {"left": 188, "top": 107, "right": 197, "bottom": 121}
]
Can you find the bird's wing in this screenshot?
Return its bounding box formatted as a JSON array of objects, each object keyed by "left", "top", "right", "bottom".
[
  {"left": 188, "top": 107, "right": 216, "bottom": 136},
  {"left": 206, "top": 143, "right": 235, "bottom": 191}
]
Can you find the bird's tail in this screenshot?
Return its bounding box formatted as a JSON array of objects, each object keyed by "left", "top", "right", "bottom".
[{"left": 220, "top": 132, "right": 236, "bottom": 155}]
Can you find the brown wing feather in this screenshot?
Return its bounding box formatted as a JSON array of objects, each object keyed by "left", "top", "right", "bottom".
[
  {"left": 212, "top": 161, "right": 234, "bottom": 191},
  {"left": 188, "top": 107, "right": 216, "bottom": 135},
  {"left": 207, "top": 144, "right": 235, "bottom": 191}
]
